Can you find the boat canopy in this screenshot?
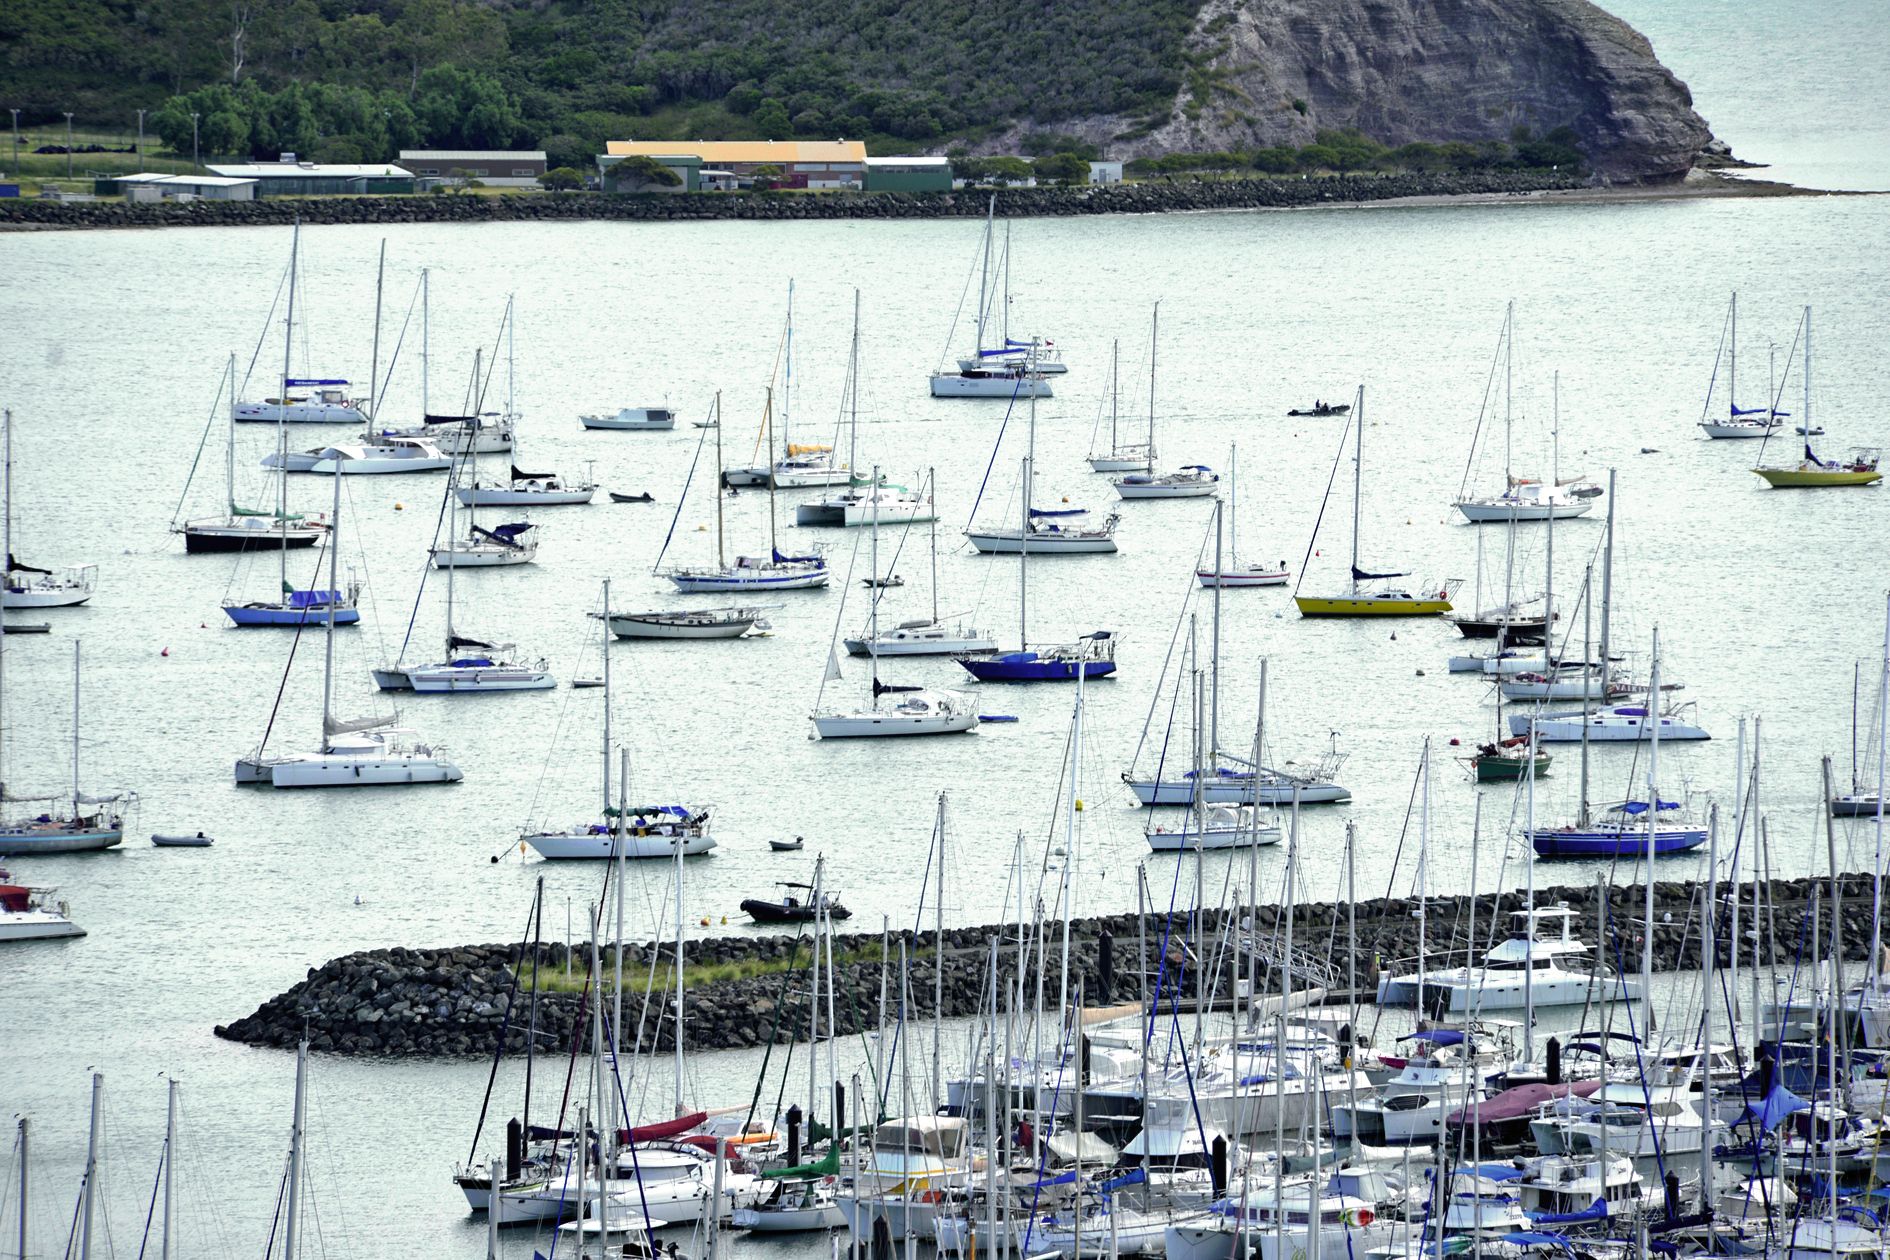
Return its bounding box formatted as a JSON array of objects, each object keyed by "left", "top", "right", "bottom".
[
  {"left": 1029, "top": 507, "right": 1087, "bottom": 518},
  {"left": 1745, "top": 1082, "right": 1811, "bottom": 1131},
  {"left": 784, "top": 443, "right": 831, "bottom": 457},
  {"left": 1611, "top": 799, "right": 1680, "bottom": 814},
  {"left": 1352, "top": 564, "right": 1409, "bottom": 581},
  {"left": 285, "top": 377, "right": 349, "bottom": 387},
  {"left": 772, "top": 548, "right": 821, "bottom": 565},
  {"left": 286, "top": 588, "right": 349, "bottom": 609},
  {"left": 474, "top": 523, "right": 534, "bottom": 547}
]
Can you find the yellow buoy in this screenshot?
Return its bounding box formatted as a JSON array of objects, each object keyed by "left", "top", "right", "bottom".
[
  {"left": 1074, "top": 799, "right": 1084, "bottom": 811},
  {"left": 395, "top": 502, "right": 405, "bottom": 510}
]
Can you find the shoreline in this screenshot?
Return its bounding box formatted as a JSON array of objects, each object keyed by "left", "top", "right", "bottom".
[{"left": 0, "top": 168, "right": 1846, "bottom": 234}]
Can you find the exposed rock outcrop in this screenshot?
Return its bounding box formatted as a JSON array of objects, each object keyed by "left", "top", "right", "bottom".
[{"left": 1016, "top": 0, "right": 1711, "bottom": 183}]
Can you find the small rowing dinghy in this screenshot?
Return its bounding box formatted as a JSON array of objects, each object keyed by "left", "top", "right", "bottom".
[
  {"left": 609, "top": 491, "right": 655, "bottom": 504},
  {"left": 571, "top": 677, "right": 605, "bottom": 689},
  {"left": 767, "top": 836, "right": 804, "bottom": 852},
  {"left": 152, "top": 832, "right": 214, "bottom": 848}
]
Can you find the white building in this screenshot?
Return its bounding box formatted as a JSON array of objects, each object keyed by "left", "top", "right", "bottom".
[
  {"left": 1089, "top": 160, "right": 1125, "bottom": 185},
  {"left": 111, "top": 172, "right": 258, "bottom": 201}
]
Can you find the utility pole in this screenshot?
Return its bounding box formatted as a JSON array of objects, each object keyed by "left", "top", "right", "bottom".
[
  {"left": 190, "top": 112, "right": 200, "bottom": 168},
  {"left": 136, "top": 108, "right": 146, "bottom": 172},
  {"left": 8, "top": 110, "right": 18, "bottom": 177},
  {"left": 63, "top": 112, "right": 73, "bottom": 178}
]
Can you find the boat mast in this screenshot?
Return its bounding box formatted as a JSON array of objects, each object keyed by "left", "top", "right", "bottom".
[
  {"left": 613, "top": 747, "right": 628, "bottom": 1158},
  {"left": 1590, "top": 467, "right": 1618, "bottom": 826},
  {"left": 79, "top": 1073, "right": 101, "bottom": 1260},
  {"left": 1017, "top": 457, "right": 1030, "bottom": 650},
  {"left": 673, "top": 791, "right": 686, "bottom": 1113},
  {"left": 368, "top": 240, "right": 385, "bottom": 423},
  {"left": 70, "top": 640, "right": 80, "bottom": 812},
  {"left": 506, "top": 294, "right": 516, "bottom": 425},
  {"left": 974, "top": 197, "right": 993, "bottom": 356},
  {"left": 869, "top": 465, "right": 881, "bottom": 710},
  {"left": 712, "top": 393, "right": 726, "bottom": 569},
  {"left": 1502, "top": 300, "right": 1513, "bottom": 485},
  {"left": 1870, "top": 594, "right": 1890, "bottom": 986},
  {"left": 1641, "top": 631, "right": 1662, "bottom": 1034},
  {"left": 846, "top": 290, "right": 860, "bottom": 475},
  {"left": 783, "top": 279, "right": 794, "bottom": 451},
  {"left": 601, "top": 579, "right": 612, "bottom": 810},
  {"left": 928, "top": 468, "right": 939, "bottom": 626},
  {"left": 1110, "top": 339, "right": 1120, "bottom": 455},
  {"left": 318, "top": 456, "right": 341, "bottom": 751},
  {"left": 225, "top": 354, "right": 237, "bottom": 514},
  {"left": 277, "top": 223, "right": 299, "bottom": 597},
  {"left": 161, "top": 1078, "right": 177, "bottom": 1260},
  {"left": 1803, "top": 305, "right": 1813, "bottom": 439},
  {"left": 1728, "top": 291, "right": 1737, "bottom": 415},
  {"left": 1145, "top": 303, "right": 1158, "bottom": 472},
  {"left": 1210, "top": 497, "right": 1223, "bottom": 758},
  {"left": 1228, "top": 443, "right": 1240, "bottom": 567},
  {"left": 284, "top": 1041, "right": 308, "bottom": 1260},
  {"left": 14, "top": 1117, "right": 25, "bottom": 1260},
  {"left": 764, "top": 387, "right": 778, "bottom": 557},
  {"left": 1350, "top": 387, "right": 1365, "bottom": 594},
  {"left": 421, "top": 268, "right": 430, "bottom": 418}
]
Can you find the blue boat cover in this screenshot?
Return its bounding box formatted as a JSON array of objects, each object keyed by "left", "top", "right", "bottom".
[
  {"left": 285, "top": 377, "right": 349, "bottom": 387},
  {"left": 1099, "top": 1168, "right": 1146, "bottom": 1195},
  {"left": 1745, "top": 1082, "right": 1811, "bottom": 1131},
  {"left": 1029, "top": 507, "right": 1087, "bottom": 518},
  {"left": 1614, "top": 799, "right": 1680, "bottom": 814},
  {"left": 772, "top": 548, "right": 823, "bottom": 565},
  {"left": 286, "top": 589, "right": 348, "bottom": 608},
  {"left": 1401, "top": 1029, "right": 1467, "bottom": 1047},
  {"left": 1527, "top": 1199, "right": 1606, "bottom": 1225}
]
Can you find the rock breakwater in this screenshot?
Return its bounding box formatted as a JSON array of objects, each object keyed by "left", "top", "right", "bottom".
[
  {"left": 1, "top": 171, "right": 1580, "bottom": 232},
  {"left": 217, "top": 873, "right": 1873, "bottom": 1058}
]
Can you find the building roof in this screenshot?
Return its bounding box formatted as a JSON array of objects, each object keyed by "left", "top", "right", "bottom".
[
  {"left": 115, "top": 172, "right": 259, "bottom": 188},
  {"left": 864, "top": 156, "right": 950, "bottom": 168},
  {"left": 398, "top": 150, "right": 547, "bottom": 162},
  {"left": 207, "top": 163, "right": 413, "bottom": 179},
  {"left": 606, "top": 140, "right": 867, "bottom": 164}
]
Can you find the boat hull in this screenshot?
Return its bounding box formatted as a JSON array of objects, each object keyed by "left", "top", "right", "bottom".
[
  {"left": 1145, "top": 826, "right": 1281, "bottom": 851},
  {"left": 811, "top": 710, "right": 979, "bottom": 738},
  {"left": 523, "top": 831, "right": 717, "bottom": 859},
  {"left": 1699, "top": 422, "right": 1777, "bottom": 439},
  {"left": 308, "top": 455, "right": 452, "bottom": 475},
  {"left": 843, "top": 634, "right": 997, "bottom": 657},
  {"left": 1455, "top": 500, "right": 1593, "bottom": 522},
  {"left": 458, "top": 487, "right": 595, "bottom": 506},
  {"left": 609, "top": 616, "right": 757, "bottom": 640},
  {"left": 371, "top": 668, "right": 412, "bottom": 691},
  {"left": 668, "top": 570, "right": 827, "bottom": 592},
  {"left": 182, "top": 526, "right": 323, "bottom": 553},
  {"left": 406, "top": 667, "right": 556, "bottom": 693},
  {"left": 0, "top": 912, "right": 86, "bottom": 941},
  {"left": 1472, "top": 752, "right": 1553, "bottom": 782},
  {"left": 1, "top": 589, "right": 93, "bottom": 609},
  {"left": 1124, "top": 777, "right": 1350, "bottom": 806},
  {"left": 1755, "top": 467, "right": 1883, "bottom": 487},
  {"left": 1195, "top": 568, "right": 1288, "bottom": 588},
  {"left": 959, "top": 653, "right": 1114, "bottom": 682},
  {"left": 732, "top": 1203, "right": 846, "bottom": 1232},
  {"left": 234, "top": 402, "right": 365, "bottom": 424},
  {"left": 1113, "top": 480, "right": 1218, "bottom": 500},
  {"left": 1295, "top": 594, "right": 1451, "bottom": 616},
  {"left": 965, "top": 531, "right": 1116, "bottom": 555},
  {"left": 1833, "top": 793, "right": 1886, "bottom": 817},
  {"left": 1509, "top": 711, "right": 1710, "bottom": 741},
  {"left": 0, "top": 826, "right": 123, "bottom": 854},
  {"left": 268, "top": 756, "right": 463, "bottom": 788},
  {"left": 223, "top": 604, "right": 360, "bottom": 627},
  {"left": 929, "top": 374, "right": 1052, "bottom": 399},
  {"left": 1528, "top": 826, "right": 1709, "bottom": 858},
  {"left": 1087, "top": 456, "right": 1146, "bottom": 472},
  {"left": 431, "top": 546, "right": 536, "bottom": 568}
]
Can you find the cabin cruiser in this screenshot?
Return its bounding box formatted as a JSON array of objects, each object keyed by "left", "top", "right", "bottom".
[
  {"left": 836, "top": 1116, "right": 975, "bottom": 1238},
  {"left": 1375, "top": 908, "right": 1642, "bottom": 1013},
  {"left": 233, "top": 379, "right": 367, "bottom": 424}
]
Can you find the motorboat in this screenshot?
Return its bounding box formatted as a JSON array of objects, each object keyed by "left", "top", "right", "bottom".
[
  {"left": 1165, "top": 1177, "right": 1395, "bottom": 1260},
  {"left": 371, "top": 413, "right": 515, "bottom": 454},
  {"left": 263, "top": 437, "right": 452, "bottom": 475},
  {"left": 1376, "top": 907, "right": 1643, "bottom": 1011},
  {"left": 581, "top": 405, "right": 676, "bottom": 431},
  {"left": 608, "top": 607, "right": 770, "bottom": 640},
  {"left": 1144, "top": 804, "right": 1280, "bottom": 851},
  {"left": 770, "top": 446, "right": 853, "bottom": 490},
  {"left": 739, "top": 884, "right": 851, "bottom": 924},
  {"left": 610, "top": 491, "right": 655, "bottom": 504},
  {"left": 839, "top": 486, "right": 936, "bottom": 527},
  {"left": 151, "top": 832, "right": 213, "bottom": 847},
  {"left": 811, "top": 686, "right": 980, "bottom": 738},
  {"left": 0, "top": 875, "right": 84, "bottom": 941},
  {"left": 457, "top": 464, "right": 597, "bottom": 505},
  {"left": 233, "top": 379, "right": 366, "bottom": 424},
  {"left": 837, "top": 1117, "right": 974, "bottom": 1239},
  {"left": 1286, "top": 401, "right": 1351, "bottom": 417},
  {"left": 431, "top": 522, "right": 538, "bottom": 568},
  {"left": 523, "top": 809, "right": 716, "bottom": 860},
  {"left": 1508, "top": 703, "right": 1709, "bottom": 741}
]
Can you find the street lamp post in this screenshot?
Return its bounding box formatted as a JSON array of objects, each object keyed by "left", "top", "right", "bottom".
[
  {"left": 63, "top": 111, "right": 74, "bottom": 178},
  {"left": 190, "top": 113, "right": 200, "bottom": 169},
  {"left": 136, "top": 108, "right": 146, "bottom": 172}
]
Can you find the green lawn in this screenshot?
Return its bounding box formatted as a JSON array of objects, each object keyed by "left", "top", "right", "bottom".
[{"left": 3, "top": 125, "right": 197, "bottom": 193}]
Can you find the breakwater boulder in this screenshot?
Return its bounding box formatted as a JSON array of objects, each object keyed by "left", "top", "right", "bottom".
[
  {"left": 216, "top": 872, "right": 1870, "bottom": 1057},
  {"left": 0, "top": 171, "right": 1581, "bottom": 233}
]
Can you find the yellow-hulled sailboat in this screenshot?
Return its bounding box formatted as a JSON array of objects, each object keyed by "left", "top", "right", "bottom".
[
  {"left": 1754, "top": 306, "right": 1883, "bottom": 488},
  {"left": 1293, "top": 386, "right": 1460, "bottom": 617}
]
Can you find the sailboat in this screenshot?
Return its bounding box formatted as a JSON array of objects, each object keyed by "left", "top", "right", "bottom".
[
  {"left": 797, "top": 295, "right": 930, "bottom": 525},
  {"left": 813, "top": 471, "right": 980, "bottom": 737},
  {"left": 931, "top": 202, "right": 1055, "bottom": 398},
  {"left": 175, "top": 356, "right": 330, "bottom": 553},
  {"left": 0, "top": 639, "right": 129, "bottom": 854},
  {"left": 2, "top": 411, "right": 98, "bottom": 609},
  {"left": 843, "top": 473, "right": 996, "bottom": 656},
  {"left": 523, "top": 584, "right": 716, "bottom": 858},
  {"left": 1754, "top": 307, "right": 1883, "bottom": 487},
  {"left": 1195, "top": 448, "right": 1286, "bottom": 586},
  {"left": 233, "top": 381, "right": 366, "bottom": 424},
  {"left": 1525, "top": 630, "right": 1706, "bottom": 856},
  {"left": 664, "top": 392, "right": 829, "bottom": 592},
  {"left": 1452, "top": 304, "right": 1597, "bottom": 521},
  {"left": 1144, "top": 666, "right": 1280, "bottom": 851},
  {"left": 235, "top": 464, "right": 462, "bottom": 787},
  {"left": 1111, "top": 305, "right": 1218, "bottom": 500},
  {"left": 958, "top": 454, "right": 1117, "bottom": 682},
  {"left": 1833, "top": 619, "right": 1889, "bottom": 817},
  {"left": 1698, "top": 291, "right": 1785, "bottom": 438},
  {"left": 220, "top": 228, "right": 363, "bottom": 628},
  {"left": 1087, "top": 339, "right": 1150, "bottom": 472},
  {"left": 965, "top": 363, "right": 1119, "bottom": 554},
  {"left": 1294, "top": 387, "right": 1458, "bottom": 616},
  {"left": 457, "top": 309, "right": 596, "bottom": 505},
  {"left": 432, "top": 338, "right": 540, "bottom": 568}
]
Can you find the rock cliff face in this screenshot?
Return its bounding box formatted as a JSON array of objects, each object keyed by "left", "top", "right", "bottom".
[{"left": 1051, "top": 0, "right": 1711, "bottom": 182}]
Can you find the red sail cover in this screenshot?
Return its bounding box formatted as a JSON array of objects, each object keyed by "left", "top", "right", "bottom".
[{"left": 617, "top": 1111, "right": 707, "bottom": 1144}]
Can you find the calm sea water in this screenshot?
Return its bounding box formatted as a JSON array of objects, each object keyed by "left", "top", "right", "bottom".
[{"left": 3, "top": 10, "right": 1889, "bottom": 1255}]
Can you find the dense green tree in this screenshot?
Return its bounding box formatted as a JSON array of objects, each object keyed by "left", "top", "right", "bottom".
[
  {"left": 539, "top": 166, "right": 584, "bottom": 189},
  {"left": 752, "top": 97, "right": 792, "bottom": 140},
  {"left": 1031, "top": 152, "right": 1089, "bottom": 184}
]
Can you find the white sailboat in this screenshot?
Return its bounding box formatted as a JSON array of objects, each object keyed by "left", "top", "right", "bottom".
[
  {"left": 1195, "top": 448, "right": 1286, "bottom": 587},
  {"left": 2, "top": 411, "right": 97, "bottom": 609},
  {"left": 458, "top": 312, "right": 596, "bottom": 505},
  {"left": 949, "top": 203, "right": 1067, "bottom": 375},
  {"left": 0, "top": 639, "right": 128, "bottom": 854},
  {"left": 236, "top": 466, "right": 463, "bottom": 787},
  {"left": 932, "top": 204, "right": 1056, "bottom": 397},
  {"left": 1087, "top": 339, "right": 1150, "bottom": 472},
  {"left": 844, "top": 480, "right": 995, "bottom": 657},
  {"left": 664, "top": 392, "right": 829, "bottom": 593},
  {"left": 608, "top": 605, "right": 772, "bottom": 640},
  {"left": 1698, "top": 292, "right": 1785, "bottom": 438},
  {"left": 523, "top": 584, "right": 716, "bottom": 859},
  {"left": 433, "top": 335, "right": 540, "bottom": 569},
  {"left": 966, "top": 374, "right": 1119, "bottom": 553},
  {"left": 175, "top": 356, "right": 332, "bottom": 554},
  {"left": 1112, "top": 305, "right": 1217, "bottom": 500},
  {"left": 1453, "top": 305, "right": 1597, "bottom": 521},
  {"left": 812, "top": 472, "right": 980, "bottom": 739}
]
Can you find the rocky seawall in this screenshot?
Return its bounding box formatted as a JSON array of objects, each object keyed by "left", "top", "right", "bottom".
[
  {"left": 217, "top": 873, "right": 1873, "bottom": 1058},
  {"left": 0, "top": 171, "right": 1581, "bottom": 232}
]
